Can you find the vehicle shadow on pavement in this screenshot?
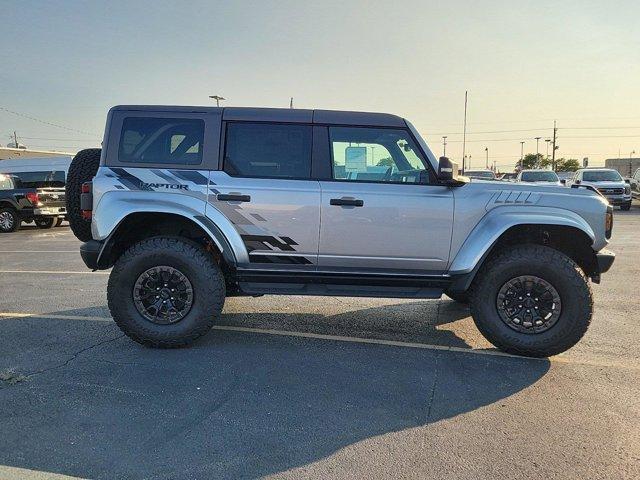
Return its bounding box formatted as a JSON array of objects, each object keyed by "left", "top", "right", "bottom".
[{"left": 0, "top": 307, "right": 550, "bottom": 480}]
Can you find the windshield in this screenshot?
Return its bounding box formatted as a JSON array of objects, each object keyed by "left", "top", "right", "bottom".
[
  {"left": 466, "top": 171, "right": 495, "bottom": 179},
  {"left": 582, "top": 170, "right": 622, "bottom": 182},
  {"left": 1, "top": 171, "right": 66, "bottom": 189},
  {"left": 521, "top": 171, "right": 559, "bottom": 182}
]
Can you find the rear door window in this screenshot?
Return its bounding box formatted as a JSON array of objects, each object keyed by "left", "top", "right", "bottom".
[
  {"left": 224, "top": 122, "right": 312, "bottom": 179},
  {"left": 118, "top": 117, "right": 204, "bottom": 165}
]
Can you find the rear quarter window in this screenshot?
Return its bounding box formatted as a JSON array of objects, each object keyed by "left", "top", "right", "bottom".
[{"left": 118, "top": 117, "right": 205, "bottom": 165}]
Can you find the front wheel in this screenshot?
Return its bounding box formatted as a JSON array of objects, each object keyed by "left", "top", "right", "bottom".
[
  {"left": 469, "top": 245, "right": 592, "bottom": 357},
  {"left": 107, "top": 237, "right": 226, "bottom": 348},
  {"left": 620, "top": 202, "right": 631, "bottom": 211}
]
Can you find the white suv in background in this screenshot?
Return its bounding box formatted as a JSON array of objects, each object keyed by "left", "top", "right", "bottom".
[{"left": 516, "top": 170, "right": 562, "bottom": 186}]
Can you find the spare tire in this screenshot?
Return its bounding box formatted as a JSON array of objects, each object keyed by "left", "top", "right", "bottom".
[{"left": 66, "top": 148, "right": 101, "bottom": 242}]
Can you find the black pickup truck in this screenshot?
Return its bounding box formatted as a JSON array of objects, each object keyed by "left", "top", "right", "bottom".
[{"left": 0, "top": 170, "right": 67, "bottom": 233}]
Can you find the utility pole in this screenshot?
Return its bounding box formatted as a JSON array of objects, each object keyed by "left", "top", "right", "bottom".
[
  {"left": 442, "top": 136, "right": 447, "bottom": 157},
  {"left": 551, "top": 120, "right": 558, "bottom": 171},
  {"left": 290, "top": 97, "right": 294, "bottom": 109},
  {"left": 209, "top": 95, "right": 225, "bottom": 107},
  {"left": 520, "top": 141, "right": 525, "bottom": 171},
  {"left": 484, "top": 147, "right": 489, "bottom": 169},
  {"left": 461, "top": 90, "right": 468, "bottom": 173},
  {"left": 13, "top": 131, "right": 18, "bottom": 148},
  {"left": 535, "top": 137, "right": 541, "bottom": 166}
]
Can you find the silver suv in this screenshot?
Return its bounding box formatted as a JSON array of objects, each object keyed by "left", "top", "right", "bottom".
[{"left": 66, "top": 106, "right": 615, "bottom": 357}]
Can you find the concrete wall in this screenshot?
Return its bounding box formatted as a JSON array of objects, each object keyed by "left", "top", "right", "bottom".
[{"left": 605, "top": 158, "right": 640, "bottom": 177}]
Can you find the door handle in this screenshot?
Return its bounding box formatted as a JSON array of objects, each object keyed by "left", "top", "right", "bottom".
[
  {"left": 330, "top": 197, "right": 364, "bottom": 207},
  {"left": 217, "top": 193, "right": 251, "bottom": 202}
]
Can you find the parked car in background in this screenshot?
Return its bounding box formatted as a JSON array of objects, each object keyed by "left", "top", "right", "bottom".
[
  {"left": 464, "top": 169, "right": 496, "bottom": 181},
  {"left": 516, "top": 169, "right": 562, "bottom": 186},
  {"left": 498, "top": 172, "right": 517, "bottom": 182},
  {"left": 629, "top": 168, "right": 640, "bottom": 200},
  {"left": 569, "top": 168, "right": 632, "bottom": 210},
  {"left": 557, "top": 171, "right": 575, "bottom": 185},
  {"left": 0, "top": 157, "right": 71, "bottom": 232}
]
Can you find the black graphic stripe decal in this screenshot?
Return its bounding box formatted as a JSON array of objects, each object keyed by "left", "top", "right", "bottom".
[{"left": 249, "top": 255, "right": 314, "bottom": 265}]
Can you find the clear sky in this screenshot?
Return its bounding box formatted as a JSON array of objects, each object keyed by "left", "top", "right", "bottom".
[{"left": 1, "top": 0, "right": 639, "bottom": 170}]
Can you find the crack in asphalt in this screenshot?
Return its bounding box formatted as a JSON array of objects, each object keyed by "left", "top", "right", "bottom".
[
  {"left": 25, "top": 334, "right": 125, "bottom": 379},
  {"left": 424, "top": 353, "right": 440, "bottom": 424}
]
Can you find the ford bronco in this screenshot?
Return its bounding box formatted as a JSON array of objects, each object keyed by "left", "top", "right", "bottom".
[{"left": 66, "top": 106, "right": 615, "bottom": 357}]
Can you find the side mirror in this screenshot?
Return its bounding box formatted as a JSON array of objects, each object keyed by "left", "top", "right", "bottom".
[
  {"left": 624, "top": 179, "right": 631, "bottom": 184},
  {"left": 575, "top": 179, "right": 581, "bottom": 184},
  {"left": 438, "top": 156, "right": 459, "bottom": 183},
  {"left": 560, "top": 179, "right": 566, "bottom": 185}
]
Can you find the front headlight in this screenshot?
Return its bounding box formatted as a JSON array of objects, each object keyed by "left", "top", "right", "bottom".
[{"left": 625, "top": 185, "right": 631, "bottom": 195}]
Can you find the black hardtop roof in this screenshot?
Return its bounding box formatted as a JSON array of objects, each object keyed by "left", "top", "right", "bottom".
[{"left": 110, "top": 105, "right": 406, "bottom": 128}]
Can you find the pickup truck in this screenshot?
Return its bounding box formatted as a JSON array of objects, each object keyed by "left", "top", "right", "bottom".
[{"left": 0, "top": 169, "right": 67, "bottom": 232}]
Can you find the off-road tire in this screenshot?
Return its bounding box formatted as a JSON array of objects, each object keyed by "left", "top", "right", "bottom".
[
  {"left": 34, "top": 217, "right": 56, "bottom": 229},
  {"left": 66, "top": 148, "right": 101, "bottom": 242},
  {"left": 620, "top": 202, "right": 631, "bottom": 211},
  {"left": 108, "top": 236, "right": 225, "bottom": 348},
  {"left": 0, "top": 206, "right": 20, "bottom": 233},
  {"left": 445, "top": 290, "right": 470, "bottom": 304},
  {"left": 469, "top": 244, "right": 592, "bottom": 357}
]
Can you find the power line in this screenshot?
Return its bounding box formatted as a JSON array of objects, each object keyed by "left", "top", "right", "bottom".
[{"left": 0, "top": 106, "right": 99, "bottom": 136}]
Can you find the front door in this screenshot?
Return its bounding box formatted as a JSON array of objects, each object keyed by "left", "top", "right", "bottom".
[{"left": 318, "top": 126, "right": 454, "bottom": 272}]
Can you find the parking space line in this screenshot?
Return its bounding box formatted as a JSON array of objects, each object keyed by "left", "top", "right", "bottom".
[
  {"left": 0, "top": 270, "right": 109, "bottom": 275},
  {"left": 0, "top": 251, "right": 78, "bottom": 253},
  {"left": 1, "top": 311, "right": 637, "bottom": 371}
]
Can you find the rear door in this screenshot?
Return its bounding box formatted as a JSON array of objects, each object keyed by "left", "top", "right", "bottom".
[
  {"left": 318, "top": 126, "right": 454, "bottom": 272},
  {"left": 209, "top": 121, "right": 320, "bottom": 268}
]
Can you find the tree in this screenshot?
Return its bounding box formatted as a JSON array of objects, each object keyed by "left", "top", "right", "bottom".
[
  {"left": 377, "top": 157, "right": 394, "bottom": 167},
  {"left": 516, "top": 153, "right": 544, "bottom": 170},
  {"left": 554, "top": 158, "right": 580, "bottom": 172}
]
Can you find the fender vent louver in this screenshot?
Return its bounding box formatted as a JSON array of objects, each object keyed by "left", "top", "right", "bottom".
[{"left": 492, "top": 191, "right": 541, "bottom": 205}]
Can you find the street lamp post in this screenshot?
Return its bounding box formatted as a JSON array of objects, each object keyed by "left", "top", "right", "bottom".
[
  {"left": 630, "top": 150, "right": 636, "bottom": 177},
  {"left": 442, "top": 136, "right": 447, "bottom": 157},
  {"left": 520, "top": 141, "right": 525, "bottom": 171},
  {"left": 545, "top": 139, "right": 551, "bottom": 159},
  {"left": 535, "top": 137, "right": 541, "bottom": 166},
  {"left": 209, "top": 95, "right": 225, "bottom": 107},
  {"left": 484, "top": 147, "right": 488, "bottom": 169}
]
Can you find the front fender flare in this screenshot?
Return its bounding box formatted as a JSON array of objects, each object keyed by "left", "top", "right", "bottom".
[{"left": 448, "top": 206, "right": 596, "bottom": 275}]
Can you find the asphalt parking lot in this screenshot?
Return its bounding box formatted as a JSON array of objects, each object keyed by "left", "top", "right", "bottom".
[{"left": 0, "top": 213, "right": 639, "bottom": 480}]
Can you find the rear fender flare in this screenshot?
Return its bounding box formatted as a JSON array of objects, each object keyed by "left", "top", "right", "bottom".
[{"left": 93, "top": 191, "right": 248, "bottom": 267}]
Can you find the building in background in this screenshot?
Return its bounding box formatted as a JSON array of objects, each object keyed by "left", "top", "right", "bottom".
[
  {"left": 605, "top": 157, "right": 640, "bottom": 177},
  {"left": 0, "top": 147, "right": 74, "bottom": 161}
]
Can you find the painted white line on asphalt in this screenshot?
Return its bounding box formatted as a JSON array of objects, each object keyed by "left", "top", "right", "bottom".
[
  {"left": 0, "top": 270, "right": 109, "bottom": 275},
  {"left": 0, "top": 465, "right": 86, "bottom": 479},
  {"left": 1, "top": 311, "right": 637, "bottom": 371},
  {"left": 0, "top": 251, "right": 78, "bottom": 253}
]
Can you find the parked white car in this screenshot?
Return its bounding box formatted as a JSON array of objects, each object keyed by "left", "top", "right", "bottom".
[{"left": 516, "top": 170, "right": 562, "bottom": 186}]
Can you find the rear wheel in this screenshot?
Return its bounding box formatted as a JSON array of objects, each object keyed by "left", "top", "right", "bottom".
[
  {"left": 469, "top": 245, "right": 592, "bottom": 357},
  {"left": 0, "top": 207, "right": 20, "bottom": 233},
  {"left": 107, "top": 236, "right": 226, "bottom": 348},
  {"left": 66, "top": 148, "right": 101, "bottom": 241},
  {"left": 34, "top": 217, "right": 56, "bottom": 229}
]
